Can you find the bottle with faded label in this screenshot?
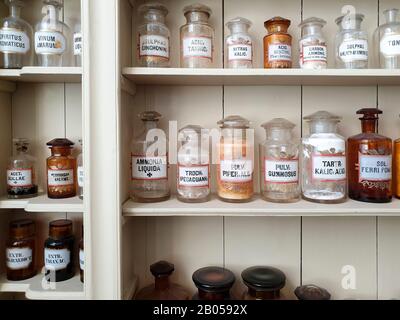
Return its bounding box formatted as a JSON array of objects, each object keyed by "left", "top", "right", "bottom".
[
  {"left": 377, "top": 8, "right": 400, "bottom": 69},
  {"left": 226, "top": 17, "right": 253, "bottom": 69},
  {"left": 348, "top": 109, "right": 392, "bottom": 203},
  {"left": 73, "top": 22, "right": 82, "bottom": 67},
  {"left": 131, "top": 111, "right": 170, "bottom": 203},
  {"left": 0, "top": 0, "right": 33, "bottom": 69},
  {"left": 302, "top": 111, "right": 347, "bottom": 203},
  {"left": 264, "top": 17, "right": 292, "bottom": 68},
  {"left": 35, "top": 0, "right": 71, "bottom": 67}
]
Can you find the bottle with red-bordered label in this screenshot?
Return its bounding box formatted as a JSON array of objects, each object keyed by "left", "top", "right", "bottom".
[
  {"left": 225, "top": 17, "right": 253, "bottom": 69},
  {"left": 348, "top": 108, "right": 393, "bottom": 203},
  {"left": 131, "top": 111, "right": 170, "bottom": 203},
  {"left": 302, "top": 111, "right": 347, "bottom": 204},
  {"left": 260, "top": 119, "right": 300, "bottom": 203}
]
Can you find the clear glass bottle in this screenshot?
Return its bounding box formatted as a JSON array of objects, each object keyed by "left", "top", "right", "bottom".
[
  {"left": 137, "top": 3, "right": 170, "bottom": 68},
  {"left": 260, "top": 119, "right": 300, "bottom": 203},
  {"left": 217, "top": 115, "right": 254, "bottom": 203},
  {"left": 177, "top": 125, "right": 210, "bottom": 203},
  {"left": 335, "top": 13, "right": 369, "bottom": 69},
  {"left": 7, "top": 138, "right": 38, "bottom": 199},
  {"left": 131, "top": 111, "right": 170, "bottom": 203},
  {"left": 295, "top": 285, "right": 331, "bottom": 300},
  {"left": 35, "top": 0, "right": 71, "bottom": 67},
  {"left": 73, "top": 22, "right": 82, "bottom": 67},
  {"left": 226, "top": 17, "right": 253, "bottom": 69},
  {"left": 299, "top": 17, "right": 327, "bottom": 70},
  {"left": 0, "top": 0, "right": 33, "bottom": 69},
  {"left": 77, "top": 139, "right": 83, "bottom": 200},
  {"left": 180, "top": 4, "right": 214, "bottom": 68},
  {"left": 377, "top": 8, "right": 400, "bottom": 69},
  {"left": 302, "top": 111, "right": 347, "bottom": 203}
]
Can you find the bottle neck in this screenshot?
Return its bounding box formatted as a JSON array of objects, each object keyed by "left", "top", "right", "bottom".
[
  {"left": 185, "top": 11, "right": 209, "bottom": 24},
  {"left": 10, "top": 4, "right": 22, "bottom": 18},
  {"left": 302, "top": 25, "right": 322, "bottom": 37},
  {"left": 361, "top": 120, "right": 377, "bottom": 134},
  {"left": 198, "top": 289, "right": 229, "bottom": 300},
  {"left": 154, "top": 275, "right": 170, "bottom": 290},
  {"left": 248, "top": 288, "right": 281, "bottom": 300},
  {"left": 51, "top": 147, "right": 72, "bottom": 156},
  {"left": 143, "top": 10, "right": 166, "bottom": 24},
  {"left": 338, "top": 19, "right": 362, "bottom": 31},
  {"left": 143, "top": 120, "right": 158, "bottom": 131},
  {"left": 385, "top": 9, "right": 400, "bottom": 24},
  {"left": 229, "top": 23, "right": 249, "bottom": 35},
  {"left": 267, "top": 24, "right": 288, "bottom": 33},
  {"left": 267, "top": 128, "right": 292, "bottom": 141},
  {"left": 309, "top": 121, "right": 338, "bottom": 134}
]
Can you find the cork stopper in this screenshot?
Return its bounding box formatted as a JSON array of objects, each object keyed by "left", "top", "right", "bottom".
[
  {"left": 10, "top": 219, "right": 35, "bottom": 240},
  {"left": 49, "top": 219, "right": 73, "bottom": 240}
]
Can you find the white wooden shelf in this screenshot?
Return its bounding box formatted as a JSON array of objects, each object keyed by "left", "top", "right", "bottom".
[
  {"left": 0, "top": 67, "right": 82, "bottom": 84},
  {"left": 0, "top": 274, "right": 84, "bottom": 300},
  {"left": 123, "top": 68, "right": 400, "bottom": 86},
  {"left": 123, "top": 195, "right": 400, "bottom": 217}
]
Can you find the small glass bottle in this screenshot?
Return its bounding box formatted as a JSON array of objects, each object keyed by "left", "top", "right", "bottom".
[
  {"left": 192, "top": 267, "right": 236, "bottom": 301},
  {"left": 44, "top": 219, "right": 75, "bottom": 283},
  {"left": 0, "top": 0, "right": 33, "bottom": 69},
  {"left": 6, "top": 219, "right": 36, "bottom": 281},
  {"left": 177, "top": 125, "right": 210, "bottom": 203},
  {"left": 263, "top": 17, "right": 292, "bottom": 69},
  {"left": 131, "top": 111, "right": 170, "bottom": 203},
  {"left": 77, "top": 139, "right": 83, "bottom": 200},
  {"left": 79, "top": 226, "right": 84, "bottom": 283},
  {"left": 260, "top": 119, "right": 300, "bottom": 203},
  {"left": 135, "top": 261, "right": 190, "bottom": 300},
  {"left": 137, "top": 3, "right": 170, "bottom": 68},
  {"left": 7, "top": 138, "right": 38, "bottom": 199},
  {"left": 73, "top": 22, "right": 82, "bottom": 67},
  {"left": 335, "top": 13, "right": 369, "bottom": 69},
  {"left": 302, "top": 111, "right": 347, "bottom": 204},
  {"left": 217, "top": 115, "right": 254, "bottom": 203},
  {"left": 295, "top": 285, "right": 331, "bottom": 300},
  {"left": 35, "top": 0, "right": 71, "bottom": 67},
  {"left": 226, "top": 17, "right": 253, "bottom": 69},
  {"left": 241, "top": 266, "right": 286, "bottom": 300},
  {"left": 180, "top": 4, "right": 214, "bottom": 68},
  {"left": 395, "top": 135, "right": 400, "bottom": 199},
  {"left": 299, "top": 17, "right": 328, "bottom": 70},
  {"left": 348, "top": 109, "right": 393, "bottom": 203},
  {"left": 46, "top": 138, "right": 77, "bottom": 199},
  {"left": 377, "top": 8, "right": 400, "bottom": 69}
]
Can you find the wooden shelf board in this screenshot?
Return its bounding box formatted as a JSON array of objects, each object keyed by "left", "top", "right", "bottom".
[
  {"left": 123, "top": 68, "right": 400, "bottom": 86},
  {"left": 0, "top": 67, "right": 82, "bottom": 83}
]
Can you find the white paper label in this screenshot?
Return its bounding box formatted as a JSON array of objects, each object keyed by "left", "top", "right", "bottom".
[
  {"left": 183, "top": 37, "right": 212, "bottom": 59},
  {"left": 73, "top": 32, "right": 82, "bottom": 56},
  {"left": 132, "top": 156, "right": 168, "bottom": 180},
  {"left": 139, "top": 35, "right": 169, "bottom": 58},
  {"left": 339, "top": 39, "right": 368, "bottom": 62},
  {"left": 7, "top": 169, "right": 32, "bottom": 187},
  {"left": 78, "top": 166, "right": 84, "bottom": 187},
  {"left": 359, "top": 154, "right": 392, "bottom": 182},
  {"left": 380, "top": 34, "right": 400, "bottom": 56},
  {"left": 268, "top": 44, "right": 292, "bottom": 61},
  {"left": 265, "top": 159, "right": 299, "bottom": 183},
  {"left": 228, "top": 44, "right": 252, "bottom": 61},
  {"left": 35, "top": 31, "right": 66, "bottom": 54},
  {"left": 220, "top": 160, "right": 253, "bottom": 183},
  {"left": 178, "top": 165, "right": 209, "bottom": 187},
  {"left": 302, "top": 45, "right": 327, "bottom": 63},
  {"left": 79, "top": 249, "right": 84, "bottom": 271},
  {"left": 48, "top": 169, "right": 74, "bottom": 187},
  {"left": 312, "top": 155, "right": 346, "bottom": 181},
  {"left": 0, "top": 29, "right": 30, "bottom": 54},
  {"left": 6, "top": 247, "right": 32, "bottom": 270},
  {"left": 45, "top": 248, "right": 70, "bottom": 271}
]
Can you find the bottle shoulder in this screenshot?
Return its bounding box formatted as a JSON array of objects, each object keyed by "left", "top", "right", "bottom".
[{"left": 348, "top": 132, "right": 392, "bottom": 143}]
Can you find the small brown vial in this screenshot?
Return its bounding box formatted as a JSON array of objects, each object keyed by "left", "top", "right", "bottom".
[{"left": 264, "top": 17, "right": 292, "bottom": 68}]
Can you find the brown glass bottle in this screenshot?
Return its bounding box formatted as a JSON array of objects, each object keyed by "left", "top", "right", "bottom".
[
  {"left": 348, "top": 109, "right": 393, "bottom": 203},
  {"left": 395, "top": 137, "right": 400, "bottom": 199},
  {"left": 192, "top": 267, "right": 236, "bottom": 300},
  {"left": 264, "top": 17, "right": 292, "bottom": 68},
  {"left": 295, "top": 285, "right": 331, "bottom": 300},
  {"left": 6, "top": 219, "right": 36, "bottom": 281},
  {"left": 135, "top": 261, "right": 190, "bottom": 300}
]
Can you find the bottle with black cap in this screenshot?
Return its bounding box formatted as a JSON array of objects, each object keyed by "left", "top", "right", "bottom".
[
  {"left": 192, "top": 266, "right": 236, "bottom": 300},
  {"left": 241, "top": 266, "right": 286, "bottom": 300},
  {"left": 295, "top": 285, "right": 331, "bottom": 300},
  {"left": 135, "top": 261, "right": 190, "bottom": 300}
]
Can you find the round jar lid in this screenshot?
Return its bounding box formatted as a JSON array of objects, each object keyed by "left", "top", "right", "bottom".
[
  {"left": 150, "top": 261, "right": 174, "bottom": 277},
  {"left": 303, "top": 111, "right": 342, "bottom": 123},
  {"left": 335, "top": 13, "right": 365, "bottom": 26},
  {"left": 218, "top": 115, "right": 250, "bottom": 128},
  {"left": 183, "top": 3, "right": 212, "bottom": 17},
  {"left": 226, "top": 17, "right": 252, "bottom": 29},
  {"left": 264, "top": 16, "right": 291, "bottom": 29},
  {"left": 46, "top": 138, "right": 74, "bottom": 147},
  {"left": 49, "top": 219, "right": 73, "bottom": 239},
  {"left": 261, "top": 118, "right": 296, "bottom": 131},
  {"left": 138, "top": 3, "right": 168, "bottom": 16},
  {"left": 295, "top": 285, "right": 331, "bottom": 300},
  {"left": 192, "top": 267, "right": 235, "bottom": 293},
  {"left": 299, "top": 17, "right": 326, "bottom": 28},
  {"left": 139, "top": 111, "right": 162, "bottom": 122},
  {"left": 241, "top": 266, "right": 286, "bottom": 292},
  {"left": 10, "top": 219, "right": 35, "bottom": 239},
  {"left": 356, "top": 108, "right": 383, "bottom": 120}
]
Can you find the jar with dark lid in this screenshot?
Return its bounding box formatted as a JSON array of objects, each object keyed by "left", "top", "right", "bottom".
[
  {"left": 135, "top": 261, "right": 190, "bottom": 300},
  {"left": 241, "top": 266, "right": 286, "bottom": 300},
  {"left": 44, "top": 219, "right": 75, "bottom": 282},
  {"left": 6, "top": 219, "right": 36, "bottom": 281},
  {"left": 295, "top": 285, "right": 331, "bottom": 300},
  {"left": 192, "top": 267, "right": 236, "bottom": 300}
]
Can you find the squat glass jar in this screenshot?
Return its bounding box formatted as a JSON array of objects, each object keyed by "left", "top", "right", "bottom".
[
  {"left": 264, "top": 17, "right": 292, "bottom": 68},
  {"left": 226, "top": 17, "right": 253, "bottom": 69},
  {"left": 377, "top": 8, "right": 400, "bottom": 69}
]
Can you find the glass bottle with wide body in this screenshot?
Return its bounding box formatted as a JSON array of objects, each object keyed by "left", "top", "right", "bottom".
[
  {"left": 0, "top": 0, "right": 34, "bottom": 69},
  {"left": 395, "top": 138, "right": 400, "bottom": 199},
  {"left": 225, "top": 17, "right": 253, "bottom": 69},
  {"left": 376, "top": 8, "right": 400, "bottom": 69}
]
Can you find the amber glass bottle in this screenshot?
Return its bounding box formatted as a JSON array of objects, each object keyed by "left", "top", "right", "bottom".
[
  {"left": 348, "top": 109, "right": 393, "bottom": 203},
  {"left": 395, "top": 138, "right": 400, "bottom": 198},
  {"left": 295, "top": 285, "right": 331, "bottom": 300},
  {"left": 192, "top": 267, "right": 236, "bottom": 300},
  {"left": 135, "top": 261, "right": 190, "bottom": 300}
]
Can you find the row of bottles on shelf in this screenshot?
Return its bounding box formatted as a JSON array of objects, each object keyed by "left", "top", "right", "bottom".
[
  {"left": 135, "top": 261, "right": 330, "bottom": 301},
  {"left": 6, "top": 219, "right": 84, "bottom": 283},
  {"left": 0, "top": 0, "right": 82, "bottom": 69},
  {"left": 7, "top": 138, "right": 83, "bottom": 200},
  {"left": 130, "top": 109, "right": 400, "bottom": 204},
  {"left": 137, "top": 3, "right": 400, "bottom": 70}
]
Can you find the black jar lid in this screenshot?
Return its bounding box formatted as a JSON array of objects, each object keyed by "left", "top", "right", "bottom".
[
  {"left": 295, "top": 285, "right": 331, "bottom": 300},
  {"left": 150, "top": 261, "right": 174, "bottom": 277},
  {"left": 47, "top": 138, "right": 74, "bottom": 147},
  {"left": 241, "top": 266, "right": 286, "bottom": 292},
  {"left": 192, "top": 267, "right": 235, "bottom": 293}
]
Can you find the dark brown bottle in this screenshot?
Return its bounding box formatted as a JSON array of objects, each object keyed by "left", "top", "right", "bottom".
[
  {"left": 6, "top": 219, "right": 36, "bottom": 281},
  {"left": 348, "top": 109, "right": 393, "bottom": 203},
  {"left": 135, "top": 261, "right": 190, "bottom": 300},
  {"left": 192, "top": 267, "right": 236, "bottom": 300},
  {"left": 295, "top": 285, "right": 331, "bottom": 300}
]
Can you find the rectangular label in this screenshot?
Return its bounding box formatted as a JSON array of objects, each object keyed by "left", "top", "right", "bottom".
[
  {"left": 265, "top": 159, "right": 298, "bottom": 184},
  {"left": 339, "top": 39, "right": 368, "bottom": 62},
  {"left": 359, "top": 154, "right": 392, "bottom": 182},
  {"left": 7, "top": 169, "right": 32, "bottom": 187},
  {"left": 73, "top": 32, "right": 82, "bottom": 56},
  {"left": 183, "top": 37, "right": 212, "bottom": 59},
  {"left": 79, "top": 249, "right": 84, "bottom": 271},
  {"left": 45, "top": 248, "right": 70, "bottom": 271},
  {"left": 302, "top": 45, "right": 327, "bottom": 62},
  {"left": 178, "top": 165, "right": 209, "bottom": 188},
  {"left": 35, "top": 31, "right": 66, "bottom": 55},
  {"left": 6, "top": 247, "right": 33, "bottom": 270},
  {"left": 48, "top": 169, "right": 74, "bottom": 187},
  {"left": 78, "top": 166, "right": 84, "bottom": 187},
  {"left": 220, "top": 160, "right": 253, "bottom": 183},
  {"left": 268, "top": 44, "right": 292, "bottom": 61},
  {"left": 132, "top": 156, "right": 168, "bottom": 180},
  {"left": 0, "top": 29, "right": 30, "bottom": 54},
  {"left": 228, "top": 44, "right": 252, "bottom": 61},
  {"left": 139, "top": 34, "right": 169, "bottom": 58},
  {"left": 380, "top": 34, "right": 400, "bottom": 56},
  {"left": 312, "top": 155, "right": 346, "bottom": 182}
]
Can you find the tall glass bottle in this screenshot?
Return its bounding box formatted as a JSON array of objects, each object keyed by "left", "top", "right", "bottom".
[
  {"left": 77, "top": 139, "right": 83, "bottom": 200},
  {"left": 0, "top": 0, "right": 33, "bottom": 69},
  {"left": 35, "top": 0, "right": 71, "bottom": 67},
  {"left": 377, "top": 8, "right": 400, "bottom": 69},
  {"left": 348, "top": 109, "right": 392, "bottom": 203},
  {"left": 131, "top": 111, "right": 170, "bottom": 203},
  {"left": 226, "top": 17, "right": 253, "bottom": 69}
]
